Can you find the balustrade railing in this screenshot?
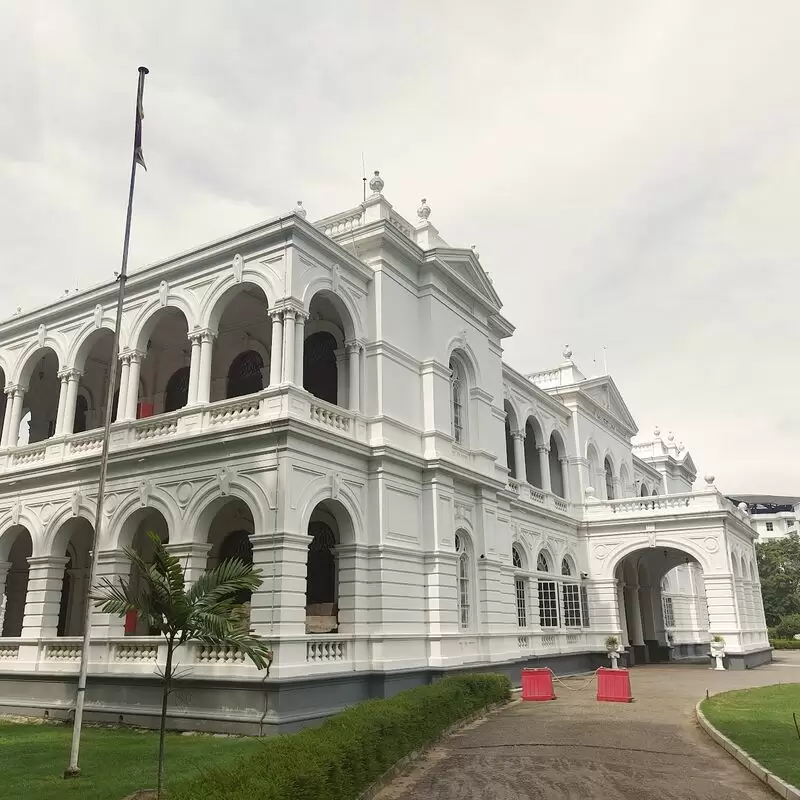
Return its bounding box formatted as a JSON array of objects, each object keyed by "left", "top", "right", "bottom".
[
  {"left": 306, "top": 639, "right": 347, "bottom": 663},
  {"left": 132, "top": 417, "right": 178, "bottom": 441},
  {"left": 44, "top": 642, "right": 82, "bottom": 661},
  {"left": 194, "top": 644, "right": 245, "bottom": 664},
  {"left": 207, "top": 396, "right": 262, "bottom": 426},
  {"left": 309, "top": 401, "right": 352, "bottom": 433},
  {"left": 0, "top": 644, "right": 19, "bottom": 660},
  {"left": 12, "top": 444, "right": 47, "bottom": 466},
  {"left": 318, "top": 208, "right": 364, "bottom": 237},
  {"left": 113, "top": 641, "right": 159, "bottom": 663}
]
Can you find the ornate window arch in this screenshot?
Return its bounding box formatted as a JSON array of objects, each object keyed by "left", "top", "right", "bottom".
[
  {"left": 455, "top": 531, "right": 472, "bottom": 630},
  {"left": 561, "top": 556, "right": 582, "bottom": 627},
  {"left": 604, "top": 457, "right": 615, "bottom": 500},
  {"left": 536, "top": 549, "right": 558, "bottom": 628},
  {"left": 449, "top": 356, "right": 466, "bottom": 445}
]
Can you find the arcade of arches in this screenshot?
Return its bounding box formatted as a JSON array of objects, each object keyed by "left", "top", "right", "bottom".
[
  {"left": 0, "top": 497, "right": 355, "bottom": 642},
  {"left": 0, "top": 287, "right": 365, "bottom": 451}
]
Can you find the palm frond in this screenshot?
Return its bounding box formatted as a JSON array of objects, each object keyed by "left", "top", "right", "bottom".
[{"left": 187, "top": 559, "right": 262, "bottom": 609}]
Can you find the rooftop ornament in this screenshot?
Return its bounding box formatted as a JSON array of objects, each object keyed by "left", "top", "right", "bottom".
[
  {"left": 293, "top": 200, "right": 307, "bottom": 220},
  {"left": 562, "top": 344, "right": 573, "bottom": 360},
  {"left": 369, "top": 170, "right": 384, "bottom": 195},
  {"left": 417, "top": 197, "right": 431, "bottom": 221}
]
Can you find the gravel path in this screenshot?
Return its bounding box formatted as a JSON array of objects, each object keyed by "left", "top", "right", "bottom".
[{"left": 374, "top": 652, "right": 800, "bottom": 800}]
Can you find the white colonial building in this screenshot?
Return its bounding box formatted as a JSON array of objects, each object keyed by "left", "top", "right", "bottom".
[{"left": 0, "top": 174, "right": 769, "bottom": 732}]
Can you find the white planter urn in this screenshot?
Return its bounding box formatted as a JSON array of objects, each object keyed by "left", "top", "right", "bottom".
[
  {"left": 607, "top": 646, "right": 622, "bottom": 669},
  {"left": 710, "top": 641, "right": 726, "bottom": 671}
]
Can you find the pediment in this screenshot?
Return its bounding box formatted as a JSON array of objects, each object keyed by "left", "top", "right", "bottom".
[
  {"left": 581, "top": 377, "right": 638, "bottom": 435},
  {"left": 428, "top": 250, "right": 503, "bottom": 312}
]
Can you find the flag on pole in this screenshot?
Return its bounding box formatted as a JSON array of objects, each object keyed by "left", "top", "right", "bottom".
[{"left": 134, "top": 81, "right": 147, "bottom": 171}]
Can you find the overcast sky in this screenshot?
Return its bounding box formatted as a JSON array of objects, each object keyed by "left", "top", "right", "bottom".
[{"left": 2, "top": 2, "right": 798, "bottom": 493}]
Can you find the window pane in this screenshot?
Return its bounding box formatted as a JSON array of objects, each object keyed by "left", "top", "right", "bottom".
[
  {"left": 580, "top": 585, "right": 590, "bottom": 628},
  {"left": 562, "top": 583, "right": 581, "bottom": 627},
  {"left": 515, "top": 578, "right": 527, "bottom": 627},
  {"left": 538, "top": 579, "right": 558, "bottom": 627}
]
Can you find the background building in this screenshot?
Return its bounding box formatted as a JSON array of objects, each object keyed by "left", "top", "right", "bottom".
[{"left": 726, "top": 495, "right": 800, "bottom": 541}]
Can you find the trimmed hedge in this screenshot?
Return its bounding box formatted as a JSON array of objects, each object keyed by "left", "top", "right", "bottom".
[
  {"left": 171, "top": 673, "right": 511, "bottom": 800},
  {"left": 770, "top": 638, "right": 800, "bottom": 650}
]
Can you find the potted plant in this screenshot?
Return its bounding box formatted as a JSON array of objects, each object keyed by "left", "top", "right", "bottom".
[{"left": 605, "top": 635, "right": 622, "bottom": 669}]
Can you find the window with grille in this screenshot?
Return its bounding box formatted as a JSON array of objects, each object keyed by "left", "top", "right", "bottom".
[
  {"left": 164, "top": 367, "right": 190, "bottom": 412},
  {"left": 512, "top": 546, "right": 522, "bottom": 570},
  {"left": 766, "top": 522, "right": 774, "bottom": 532},
  {"left": 562, "top": 583, "right": 581, "bottom": 627},
  {"left": 227, "top": 349, "right": 264, "bottom": 398},
  {"left": 515, "top": 578, "right": 527, "bottom": 627},
  {"left": 662, "top": 595, "right": 675, "bottom": 628},
  {"left": 580, "top": 585, "right": 590, "bottom": 627},
  {"left": 561, "top": 557, "right": 573, "bottom": 577},
  {"left": 450, "top": 359, "right": 464, "bottom": 444},
  {"left": 538, "top": 580, "right": 558, "bottom": 627},
  {"left": 537, "top": 551, "right": 550, "bottom": 573}
]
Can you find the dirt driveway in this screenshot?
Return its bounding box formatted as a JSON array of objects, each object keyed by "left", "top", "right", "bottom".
[{"left": 374, "top": 652, "right": 800, "bottom": 800}]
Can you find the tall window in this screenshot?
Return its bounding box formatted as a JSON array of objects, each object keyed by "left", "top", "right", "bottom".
[
  {"left": 306, "top": 522, "right": 336, "bottom": 607},
  {"left": 303, "top": 332, "right": 338, "bottom": 405},
  {"left": 455, "top": 532, "right": 470, "bottom": 630},
  {"left": 580, "top": 585, "right": 590, "bottom": 628},
  {"left": 73, "top": 395, "right": 89, "bottom": 433},
  {"left": 450, "top": 358, "right": 464, "bottom": 445},
  {"left": 537, "top": 551, "right": 558, "bottom": 628},
  {"left": 561, "top": 558, "right": 582, "bottom": 627},
  {"left": 512, "top": 545, "right": 526, "bottom": 628},
  {"left": 604, "top": 458, "right": 614, "bottom": 500},
  {"left": 164, "top": 367, "right": 190, "bottom": 412},
  {"left": 219, "top": 530, "right": 254, "bottom": 605},
  {"left": 227, "top": 350, "right": 264, "bottom": 399},
  {"left": 662, "top": 595, "right": 675, "bottom": 628}
]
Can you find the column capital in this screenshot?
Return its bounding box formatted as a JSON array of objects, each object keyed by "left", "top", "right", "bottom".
[
  {"left": 57, "top": 367, "right": 83, "bottom": 381},
  {"left": 537, "top": 444, "right": 550, "bottom": 454},
  {"left": 187, "top": 329, "right": 205, "bottom": 345},
  {"left": 26, "top": 555, "right": 70, "bottom": 569},
  {"left": 345, "top": 339, "right": 363, "bottom": 354},
  {"left": 124, "top": 348, "right": 147, "bottom": 364},
  {"left": 268, "top": 307, "right": 284, "bottom": 322},
  {"left": 4, "top": 384, "right": 20, "bottom": 397},
  {"left": 95, "top": 548, "right": 130, "bottom": 563},
  {"left": 559, "top": 456, "right": 569, "bottom": 465},
  {"left": 164, "top": 542, "right": 212, "bottom": 557},
  {"left": 511, "top": 430, "right": 525, "bottom": 442}
]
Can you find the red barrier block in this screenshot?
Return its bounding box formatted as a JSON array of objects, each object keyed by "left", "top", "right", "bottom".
[
  {"left": 521, "top": 668, "right": 556, "bottom": 701},
  {"left": 596, "top": 667, "right": 632, "bottom": 703}
]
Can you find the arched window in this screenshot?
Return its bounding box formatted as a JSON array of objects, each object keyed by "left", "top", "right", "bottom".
[
  {"left": 512, "top": 545, "right": 526, "bottom": 628},
  {"left": 57, "top": 552, "right": 73, "bottom": 636},
  {"left": 226, "top": 350, "right": 264, "bottom": 399},
  {"left": 640, "top": 483, "right": 649, "bottom": 497},
  {"left": 304, "top": 332, "right": 338, "bottom": 405},
  {"left": 306, "top": 521, "right": 336, "bottom": 607},
  {"left": 505, "top": 417, "right": 516, "bottom": 477},
  {"left": 455, "top": 532, "right": 470, "bottom": 630},
  {"left": 450, "top": 358, "right": 465, "bottom": 445},
  {"left": 604, "top": 458, "right": 615, "bottom": 500},
  {"left": 537, "top": 550, "right": 558, "bottom": 628},
  {"left": 164, "top": 367, "right": 190, "bottom": 413},
  {"left": 73, "top": 395, "right": 89, "bottom": 434},
  {"left": 561, "top": 557, "right": 582, "bottom": 627}
]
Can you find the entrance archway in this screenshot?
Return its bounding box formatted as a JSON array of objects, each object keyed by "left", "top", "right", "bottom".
[
  {"left": 0, "top": 527, "right": 32, "bottom": 637},
  {"left": 613, "top": 546, "right": 711, "bottom": 665},
  {"left": 51, "top": 517, "right": 93, "bottom": 636}
]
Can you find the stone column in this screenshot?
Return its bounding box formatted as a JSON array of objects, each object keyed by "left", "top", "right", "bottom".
[
  {"left": 294, "top": 311, "right": 306, "bottom": 389},
  {"left": 20, "top": 556, "right": 69, "bottom": 639},
  {"left": 512, "top": 432, "right": 526, "bottom": 482},
  {"left": 54, "top": 370, "right": 70, "bottom": 435},
  {"left": 268, "top": 309, "right": 283, "bottom": 386},
  {"left": 249, "top": 532, "right": 309, "bottom": 638},
  {"left": 165, "top": 543, "right": 210, "bottom": 585},
  {"left": 116, "top": 354, "right": 130, "bottom": 421},
  {"left": 60, "top": 369, "right": 83, "bottom": 436},
  {"left": 627, "top": 584, "right": 645, "bottom": 645},
  {"left": 537, "top": 446, "right": 552, "bottom": 493},
  {"left": 346, "top": 341, "right": 361, "bottom": 412},
  {"left": 6, "top": 387, "right": 25, "bottom": 447},
  {"left": 0, "top": 387, "right": 13, "bottom": 447},
  {"left": 196, "top": 331, "right": 216, "bottom": 404},
  {"left": 0, "top": 560, "right": 11, "bottom": 633},
  {"left": 90, "top": 550, "right": 132, "bottom": 639},
  {"left": 124, "top": 351, "right": 143, "bottom": 420},
  {"left": 335, "top": 348, "right": 348, "bottom": 406},
  {"left": 186, "top": 333, "right": 202, "bottom": 405},
  {"left": 617, "top": 580, "right": 630, "bottom": 646},
  {"left": 559, "top": 457, "right": 570, "bottom": 501},
  {"left": 282, "top": 310, "right": 296, "bottom": 385}
]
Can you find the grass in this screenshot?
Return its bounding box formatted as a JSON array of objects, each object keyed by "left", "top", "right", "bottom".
[
  {"left": 0, "top": 719, "right": 265, "bottom": 800},
  {"left": 701, "top": 684, "right": 800, "bottom": 789}
]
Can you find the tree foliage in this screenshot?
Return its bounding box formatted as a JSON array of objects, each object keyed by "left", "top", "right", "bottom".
[
  {"left": 755, "top": 533, "right": 800, "bottom": 627},
  {"left": 92, "top": 532, "right": 273, "bottom": 798}
]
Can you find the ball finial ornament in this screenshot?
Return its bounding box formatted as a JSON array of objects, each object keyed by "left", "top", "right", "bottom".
[
  {"left": 667, "top": 431, "right": 675, "bottom": 442},
  {"left": 293, "top": 200, "right": 307, "bottom": 219},
  {"left": 738, "top": 501, "right": 748, "bottom": 513},
  {"left": 417, "top": 198, "right": 431, "bottom": 221},
  {"left": 704, "top": 474, "right": 715, "bottom": 485},
  {"left": 653, "top": 426, "right": 661, "bottom": 437},
  {"left": 369, "top": 170, "right": 384, "bottom": 194},
  {"left": 562, "top": 344, "right": 573, "bottom": 360}
]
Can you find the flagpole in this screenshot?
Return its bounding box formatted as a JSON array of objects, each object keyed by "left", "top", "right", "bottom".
[{"left": 65, "top": 65, "right": 150, "bottom": 779}]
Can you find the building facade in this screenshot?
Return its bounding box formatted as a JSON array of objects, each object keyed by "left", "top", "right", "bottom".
[
  {"left": 727, "top": 495, "right": 800, "bottom": 541},
  {"left": 0, "top": 176, "right": 770, "bottom": 732}
]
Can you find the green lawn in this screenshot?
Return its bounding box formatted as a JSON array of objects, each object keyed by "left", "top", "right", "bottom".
[
  {"left": 0, "top": 720, "right": 265, "bottom": 800},
  {"left": 701, "top": 684, "right": 800, "bottom": 789}
]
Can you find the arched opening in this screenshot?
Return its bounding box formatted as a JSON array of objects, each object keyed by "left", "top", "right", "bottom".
[
  {"left": 122, "top": 508, "right": 170, "bottom": 635},
  {"left": 455, "top": 530, "right": 472, "bottom": 630},
  {"left": 303, "top": 333, "right": 338, "bottom": 404},
  {"left": 164, "top": 367, "right": 190, "bottom": 413},
  {"left": 640, "top": 483, "right": 650, "bottom": 497},
  {"left": 73, "top": 328, "right": 117, "bottom": 434},
  {"left": 614, "top": 547, "right": 711, "bottom": 665},
  {"left": 604, "top": 457, "right": 615, "bottom": 500},
  {"left": 17, "top": 347, "right": 60, "bottom": 444},
  {"left": 536, "top": 549, "right": 558, "bottom": 628},
  {"left": 512, "top": 544, "right": 527, "bottom": 628},
  {"left": 549, "top": 432, "right": 566, "bottom": 498},
  {"left": 524, "top": 418, "right": 544, "bottom": 488},
  {"left": 619, "top": 464, "right": 631, "bottom": 499},
  {"left": 448, "top": 354, "right": 468, "bottom": 445},
  {"left": 304, "top": 291, "right": 353, "bottom": 409},
  {"left": 209, "top": 284, "right": 271, "bottom": 402},
  {"left": 586, "top": 443, "right": 600, "bottom": 497},
  {"left": 52, "top": 517, "right": 93, "bottom": 637},
  {"left": 504, "top": 401, "right": 518, "bottom": 479},
  {"left": 1, "top": 527, "right": 32, "bottom": 637},
  {"left": 137, "top": 308, "right": 189, "bottom": 417},
  {"left": 206, "top": 499, "right": 255, "bottom": 613},
  {"left": 305, "top": 499, "right": 354, "bottom": 634},
  {"left": 0, "top": 366, "right": 7, "bottom": 440}
]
